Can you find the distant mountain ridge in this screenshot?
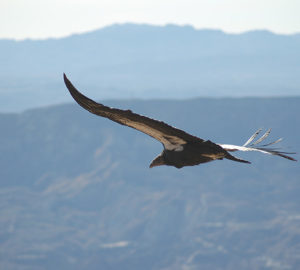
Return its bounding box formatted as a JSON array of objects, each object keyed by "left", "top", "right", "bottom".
[{"left": 0, "top": 23, "right": 300, "bottom": 112}]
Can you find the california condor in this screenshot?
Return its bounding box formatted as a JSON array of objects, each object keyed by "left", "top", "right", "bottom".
[{"left": 63, "top": 74, "right": 296, "bottom": 168}]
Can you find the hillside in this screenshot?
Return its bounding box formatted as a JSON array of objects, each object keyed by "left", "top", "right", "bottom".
[
  {"left": 1, "top": 23, "right": 300, "bottom": 112},
  {"left": 0, "top": 97, "right": 299, "bottom": 269}
]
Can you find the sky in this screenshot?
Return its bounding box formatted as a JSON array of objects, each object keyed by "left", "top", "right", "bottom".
[{"left": 1, "top": 0, "right": 300, "bottom": 40}]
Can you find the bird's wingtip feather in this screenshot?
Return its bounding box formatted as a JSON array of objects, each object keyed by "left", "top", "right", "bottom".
[{"left": 63, "top": 73, "right": 68, "bottom": 83}]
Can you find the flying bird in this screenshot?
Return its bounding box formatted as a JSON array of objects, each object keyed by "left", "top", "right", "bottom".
[{"left": 63, "top": 74, "right": 296, "bottom": 168}]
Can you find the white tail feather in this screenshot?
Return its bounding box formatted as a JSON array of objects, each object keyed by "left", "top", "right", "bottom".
[
  {"left": 218, "top": 129, "right": 297, "bottom": 162},
  {"left": 243, "top": 128, "right": 262, "bottom": 146}
]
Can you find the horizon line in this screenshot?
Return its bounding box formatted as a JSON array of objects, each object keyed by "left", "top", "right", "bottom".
[{"left": 1, "top": 22, "right": 300, "bottom": 42}]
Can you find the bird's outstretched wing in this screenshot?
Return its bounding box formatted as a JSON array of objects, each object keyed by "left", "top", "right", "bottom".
[
  {"left": 63, "top": 74, "right": 204, "bottom": 150},
  {"left": 219, "top": 128, "right": 297, "bottom": 161}
]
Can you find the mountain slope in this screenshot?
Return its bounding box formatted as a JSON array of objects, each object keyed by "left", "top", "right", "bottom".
[{"left": 0, "top": 97, "right": 299, "bottom": 269}]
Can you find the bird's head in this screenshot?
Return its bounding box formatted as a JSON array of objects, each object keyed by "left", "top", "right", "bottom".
[{"left": 149, "top": 153, "right": 166, "bottom": 168}]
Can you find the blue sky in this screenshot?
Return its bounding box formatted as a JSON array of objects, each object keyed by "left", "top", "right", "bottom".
[{"left": 1, "top": 0, "right": 300, "bottom": 40}]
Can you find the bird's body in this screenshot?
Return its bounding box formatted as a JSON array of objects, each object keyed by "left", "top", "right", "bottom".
[
  {"left": 63, "top": 74, "right": 296, "bottom": 168},
  {"left": 151, "top": 141, "right": 249, "bottom": 168},
  {"left": 165, "top": 141, "right": 225, "bottom": 167}
]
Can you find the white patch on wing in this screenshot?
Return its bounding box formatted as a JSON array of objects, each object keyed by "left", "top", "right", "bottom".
[
  {"left": 174, "top": 145, "right": 184, "bottom": 151},
  {"left": 164, "top": 142, "right": 184, "bottom": 151},
  {"left": 162, "top": 135, "right": 186, "bottom": 151}
]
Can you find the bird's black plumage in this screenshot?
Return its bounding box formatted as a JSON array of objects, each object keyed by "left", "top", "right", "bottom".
[{"left": 63, "top": 74, "right": 296, "bottom": 168}]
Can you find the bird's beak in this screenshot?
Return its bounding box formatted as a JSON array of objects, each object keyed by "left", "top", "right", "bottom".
[{"left": 149, "top": 154, "right": 165, "bottom": 168}]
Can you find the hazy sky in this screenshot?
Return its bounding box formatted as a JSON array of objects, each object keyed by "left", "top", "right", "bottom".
[{"left": 1, "top": 0, "right": 300, "bottom": 40}]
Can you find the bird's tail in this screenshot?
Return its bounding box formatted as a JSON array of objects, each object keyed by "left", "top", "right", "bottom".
[{"left": 218, "top": 128, "right": 297, "bottom": 162}]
